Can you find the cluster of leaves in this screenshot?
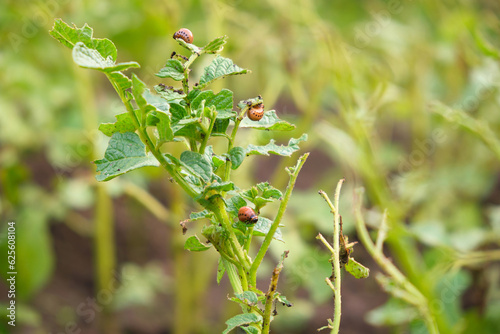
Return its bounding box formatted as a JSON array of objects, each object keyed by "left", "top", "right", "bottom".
[{"left": 50, "top": 19, "right": 307, "bottom": 333}]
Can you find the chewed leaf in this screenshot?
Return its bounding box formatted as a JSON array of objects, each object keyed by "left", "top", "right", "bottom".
[
  {"left": 156, "top": 59, "right": 184, "bottom": 81},
  {"left": 198, "top": 56, "right": 249, "bottom": 89},
  {"left": 222, "top": 313, "right": 262, "bottom": 334},
  {"left": 50, "top": 19, "right": 117, "bottom": 61},
  {"left": 240, "top": 110, "right": 295, "bottom": 131},
  {"left": 345, "top": 258, "right": 370, "bottom": 279},
  {"left": 184, "top": 235, "right": 211, "bottom": 252},
  {"left": 72, "top": 42, "right": 139, "bottom": 72},
  {"left": 108, "top": 72, "right": 132, "bottom": 92},
  {"left": 94, "top": 132, "right": 159, "bottom": 181},
  {"left": 203, "top": 36, "right": 228, "bottom": 54},
  {"left": 246, "top": 134, "right": 307, "bottom": 157},
  {"left": 98, "top": 113, "right": 137, "bottom": 137}
]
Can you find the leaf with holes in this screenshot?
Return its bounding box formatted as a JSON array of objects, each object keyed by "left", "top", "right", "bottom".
[
  {"left": 246, "top": 134, "right": 307, "bottom": 157},
  {"left": 240, "top": 110, "right": 295, "bottom": 131}
]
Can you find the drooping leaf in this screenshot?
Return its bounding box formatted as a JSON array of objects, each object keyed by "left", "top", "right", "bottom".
[
  {"left": 156, "top": 59, "right": 185, "bottom": 80},
  {"left": 72, "top": 42, "right": 139, "bottom": 72},
  {"left": 222, "top": 313, "right": 263, "bottom": 334},
  {"left": 149, "top": 110, "right": 174, "bottom": 145},
  {"left": 198, "top": 56, "right": 249, "bottom": 89},
  {"left": 345, "top": 258, "right": 370, "bottom": 279},
  {"left": 184, "top": 235, "right": 211, "bottom": 252},
  {"left": 203, "top": 36, "right": 228, "bottom": 54},
  {"left": 180, "top": 151, "right": 213, "bottom": 183},
  {"left": 98, "top": 113, "right": 137, "bottom": 137},
  {"left": 229, "top": 146, "right": 245, "bottom": 169},
  {"left": 240, "top": 110, "right": 295, "bottom": 131},
  {"left": 246, "top": 134, "right": 307, "bottom": 157},
  {"left": 94, "top": 132, "right": 159, "bottom": 182},
  {"left": 253, "top": 217, "right": 284, "bottom": 242}
]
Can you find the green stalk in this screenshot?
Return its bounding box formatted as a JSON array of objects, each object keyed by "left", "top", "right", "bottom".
[
  {"left": 317, "top": 178, "right": 345, "bottom": 334},
  {"left": 250, "top": 153, "right": 309, "bottom": 287},
  {"left": 222, "top": 258, "right": 244, "bottom": 295},
  {"left": 199, "top": 111, "right": 217, "bottom": 154}
]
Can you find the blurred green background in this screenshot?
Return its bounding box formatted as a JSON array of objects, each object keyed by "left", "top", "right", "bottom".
[{"left": 1, "top": 0, "right": 500, "bottom": 333}]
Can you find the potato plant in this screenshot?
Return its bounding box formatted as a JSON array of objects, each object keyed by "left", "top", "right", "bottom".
[{"left": 50, "top": 19, "right": 308, "bottom": 333}]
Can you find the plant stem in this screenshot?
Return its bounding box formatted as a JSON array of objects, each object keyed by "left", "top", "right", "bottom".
[
  {"left": 262, "top": 251, "right": 288, "bottom": 334},
  {"left": 244, "top": 226, "right": 254, "bottom": 252},
  {"left": 223, "top": 257, "right": 244, "bottom": 295},
  {"left": 318, "top": 178, "right": 345, "bottom": 334},
  {"left": 250, "top": 153, "right": 309, "bottom": 287}
]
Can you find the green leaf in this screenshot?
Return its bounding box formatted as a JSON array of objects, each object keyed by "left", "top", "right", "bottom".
[
  {"left": 345, "top": 258, "right": 370, "bottom": 279},
  {"left": 246, "top": 134, "right": 307, "bottom": 157},
  {"left": 108, "top": 72, "right": 132, "bottom": 92},
  {"left": 241, "top": 182, "right": 282, "bottom": 208},
  {"left": 240, "top": 110, "right": 295, "bottom": 131},
  {"left": 189, "top": 210, "right": 212, "bottom": 221},
  {"left": 168, "top": 103, "right": 189, "bottom": 123},
  {"left": 191, "top": 89, "right": 233, "bottom": 113},
  {"left": 72, "top": 42, "right": 139, "bottom": 72},
  {"left": 241, "top": 326, "right": 260, "bottom": 334},
  {"left": 276, "top": 294, "right": 293, "bottom": 307},
  {"left": 99, "top": 113, "right": 137, "bottom": 137},
  {"left": 180, "top": 151, "right": 213, "bottom": 183},
  {"left": 204, "top": 146, "right": 226, "bottom": 171},
  {"left": 253, "top": 217, "right": 284, "bottom": 242},
  {"left": 203, "top": 181, "right": 236, "bottom": 193},
  {"left": 222, "top": 313, "right": 262, "bottom": 334},
  {"left": 203, "top": 35, "right": 228, "bottom": 54},
  {"left": 229, "top": 146, "right": 245, "bottom": 169},
  {"left": 233, "top": 291, "right": 259, "bottom": 306},
  {"left": 156, "top": 59, "right": 185, "bottom": 80},
  {"left": 217, "top": 258, "right": 226, "bottom": 284},
  {"left": 175, "top": 37, "right": 202, "bottom": 54},
  {"left": 94, "top": 132, "right": 159, "bottom": 182},
  {"left": 226, "top": 195, "right": 247, "bottom": 216},
  {"left": 198, "top": 56, "right": 249, "bottom": 89},
  {"left": 50, "top": 19, "right": 117, "bottom": 61},
  {"left": 154, "top": 85, "right": 186, "bottom": 103},
  {"left": 151, "top": 110, "right": 174, "bottom": 145},
  {"left": 184, "top": 235, "right": 211, "bottom": 252}
]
